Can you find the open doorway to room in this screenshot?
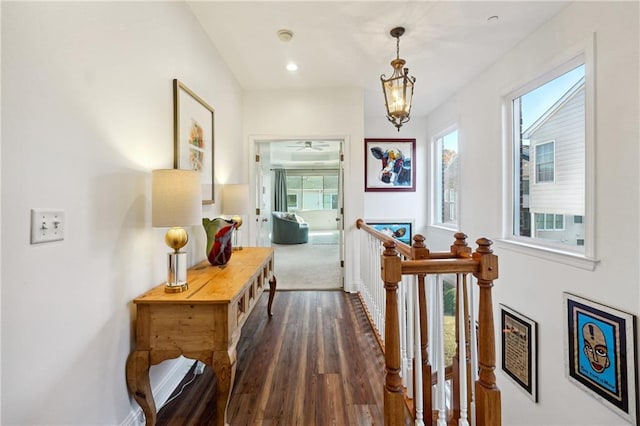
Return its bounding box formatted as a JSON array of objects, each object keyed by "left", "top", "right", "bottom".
[{"left": 254, "top": 139, "right": 344, "bottom": 290}]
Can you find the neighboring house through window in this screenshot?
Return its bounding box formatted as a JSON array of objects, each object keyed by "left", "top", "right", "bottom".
[
  {"left": 507, "top": 59, "right": 588, "bottom": 253},
  {"left": 433, "top": 128, "right": 459, "bottom": 228}
]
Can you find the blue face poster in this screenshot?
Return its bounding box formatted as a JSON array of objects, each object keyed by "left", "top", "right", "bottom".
[
  {"left": 575, "top": 313, "right": 618, "bottom": 395},
  {"left": 564, "top": 293, "right": 638, "bottom": 424}
]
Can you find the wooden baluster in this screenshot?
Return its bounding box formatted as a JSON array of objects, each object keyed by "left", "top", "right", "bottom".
[
  {"left": 451, "top": 233, "right": 471, "bottom": 423},
  {"left": 382, "top": 240, "right": 404, "bottom": 426},
  {"left": 412, "top": 235, "right": 432, "bottom": 425},
  {"left": 473, "top": 238, "right": 501, "bottom": 426}
]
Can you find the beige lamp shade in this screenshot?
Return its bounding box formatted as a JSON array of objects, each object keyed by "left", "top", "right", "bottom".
[
  {"left": 221, "top": 184, "right": 250, "bottom": 216},
  {"left": 152, "top": 169, "right": 202, "bottom": 227}
]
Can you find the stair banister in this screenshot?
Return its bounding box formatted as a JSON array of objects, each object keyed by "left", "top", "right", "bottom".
[
  {"left": 355, "top": 219, "right": 501, "bottom": 426},
  {"left": 381, "top": 240, "right": 405, "bottom": 424}
]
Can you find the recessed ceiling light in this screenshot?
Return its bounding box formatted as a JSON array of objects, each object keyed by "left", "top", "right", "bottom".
[{"left": 286, "top": 62, "right": 298, "bottom": 72}]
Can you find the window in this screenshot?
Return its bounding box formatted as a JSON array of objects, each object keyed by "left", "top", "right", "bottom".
[
  {"left": 534, "top": 213, "right": 564, "bottom": 231},
  {"left": 285, "top": 171, "right": 338, "bottom": 211},
  {"left": 433, "top": 129, "right": 459, "bottom": 227},
  {"left": 287, "top": 194, "right": 298, "bottom": 209},
  {"left": 507, "top": 57, "right": 591, "bottom": 259},
  {"left": 534, "top": 141, "right": 555, "bottom": 183}
]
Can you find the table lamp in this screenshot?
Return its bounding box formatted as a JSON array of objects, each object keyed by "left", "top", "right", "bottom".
[
  {"left": 152, "top": 169, "right": 202, "bottom": 293},
  {"left": 221, "top": 184, "right": 250, "bottom": 250}
]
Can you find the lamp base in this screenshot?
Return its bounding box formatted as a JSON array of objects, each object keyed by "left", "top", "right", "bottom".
[
  {"left": 165, "top": 283, "right": 188, "bottom": 293},
  {"left": 165, "top": 251, "right": 189, "bottom": 293},
  {"left": 232, "top": 227, "right": 243, "bottom": 251}
]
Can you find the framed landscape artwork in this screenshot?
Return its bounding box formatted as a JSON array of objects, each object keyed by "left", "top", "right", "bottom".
[
  {"left": 364, "top": 138, "right": 415, "bottom": 192},
  {"left": 173, "top": 79, "right": 215, "bottom": 204},
  {"left": 500, "top": 304, "right": 538, "bottom": 402},
  {"left": 564, "top": 293, "right": 638, "bottom": 424}
]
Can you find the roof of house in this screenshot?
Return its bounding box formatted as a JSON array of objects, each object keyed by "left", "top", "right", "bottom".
[{"left": 522, "top": 76, "right": 585, "bottom": 138}]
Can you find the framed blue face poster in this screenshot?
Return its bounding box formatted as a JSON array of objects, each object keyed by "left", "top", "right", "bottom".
[{"left": 564, "top": 293, "right": 638, "bottom": 424}]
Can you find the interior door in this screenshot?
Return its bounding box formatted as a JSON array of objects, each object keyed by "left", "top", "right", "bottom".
[
  {"left": 254, "top": 143, "right": 271, "bottom": 247},
  {"left": 338, "top": 142, "right": 345, "bottom": 286}
]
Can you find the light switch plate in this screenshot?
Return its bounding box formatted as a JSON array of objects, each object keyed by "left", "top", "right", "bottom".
[{"left": 30, "top": 209, "right": 64, "bottom": 244}]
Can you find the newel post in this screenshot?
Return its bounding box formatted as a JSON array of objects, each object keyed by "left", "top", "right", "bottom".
[
  {"left": 382, "top": 240, "right": 404, "bottom": 426},
  {"left": 473, "top": 238, "right": 501, "bottom": 426}
]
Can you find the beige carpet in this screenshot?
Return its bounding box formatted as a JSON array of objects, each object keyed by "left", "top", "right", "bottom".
[{"left": 271, "top": 232, "right": 342, "bottom": 290}]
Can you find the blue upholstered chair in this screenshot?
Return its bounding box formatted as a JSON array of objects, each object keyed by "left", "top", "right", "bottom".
[{"left": 271, "top": 211, "right": 309, "bottom": 244}]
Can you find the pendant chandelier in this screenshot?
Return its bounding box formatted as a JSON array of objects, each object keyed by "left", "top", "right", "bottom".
[{"left": 381, "top": 27, "right": 416, "bottom": 131}]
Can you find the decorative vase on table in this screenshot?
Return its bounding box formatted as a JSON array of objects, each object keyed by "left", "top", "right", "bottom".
[{"left": 202, "top": 217, "right": 237, "bottom": 266}]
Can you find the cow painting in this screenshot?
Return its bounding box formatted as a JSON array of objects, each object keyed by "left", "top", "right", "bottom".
[
  {"left": 370, "top": 146, "right": 412, "bottom": 187},
  {"left": 369, "top": 222, "right": 412, "bottom": 245}
]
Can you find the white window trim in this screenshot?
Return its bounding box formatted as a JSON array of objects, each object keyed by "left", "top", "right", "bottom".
[
  {"left": 431, "top": 125, "right": 459, "bottom": 230},
  {"left": 500, "top": 34, "right": 598, "bottom": 271}
]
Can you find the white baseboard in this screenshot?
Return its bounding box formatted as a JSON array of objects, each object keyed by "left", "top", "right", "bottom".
[
  {"left": 120, "top": 356, "right": 196, "bottom": 426},
  {"left": 346, "top": 278, "right": 363, "bottom": 293}
]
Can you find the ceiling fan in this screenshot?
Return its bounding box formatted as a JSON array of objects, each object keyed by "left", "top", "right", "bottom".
[{"left": 288, "top": 141, "right": 329, "bottom": 151}]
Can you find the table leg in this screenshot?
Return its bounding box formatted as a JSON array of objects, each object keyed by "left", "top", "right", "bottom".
[
  {"left": 126, "top": 351, "right": 156, "bottom": 426},
  {"left": 268, "top": 274, "right": 277, "bottom": 317},
  {"left": 212, "top": 349, "right": 236, "bottom": 426}
]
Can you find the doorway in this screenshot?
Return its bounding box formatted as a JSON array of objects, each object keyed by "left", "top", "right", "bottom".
[{"left": 252, "top": 139, "right": 344, "bottom": 290}]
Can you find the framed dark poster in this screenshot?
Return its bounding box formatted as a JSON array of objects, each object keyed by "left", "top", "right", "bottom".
[{"left": 500, "top": 304, "right": 538, "bottom": 401}]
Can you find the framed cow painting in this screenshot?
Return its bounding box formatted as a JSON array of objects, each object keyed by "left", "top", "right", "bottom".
[{"left": 365, "top": 138, "right": 416, "bottom": 192}]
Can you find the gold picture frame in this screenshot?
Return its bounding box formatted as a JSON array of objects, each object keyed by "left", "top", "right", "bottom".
[{"left": 173, "top": 79, "right": 215, "bottom": 204}]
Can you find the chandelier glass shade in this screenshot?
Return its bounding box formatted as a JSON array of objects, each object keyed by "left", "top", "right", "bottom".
[{"left": 381, "top": 27, "right": 416, "bottom": 131}]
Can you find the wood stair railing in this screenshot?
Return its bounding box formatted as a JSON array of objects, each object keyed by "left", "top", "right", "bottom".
[{"left": 356, "top": 219, "right": 501, "bottom": 426}]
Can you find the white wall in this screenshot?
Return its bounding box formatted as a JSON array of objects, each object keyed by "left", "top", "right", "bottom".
[
  {"left": 244, "top": 88, "right": 364, "bottom": 292},
  {"left": 295, "top": 210, "right": 339, "bottom": 231},
  {"left": 1, "top": 2, "right": 243, "bottom": 424},
  {"left": 424, "top": 2, "right": 639, "bottom": 425},
  {"left": 364, "top": 95, "right": 428, "bottom": 239}
]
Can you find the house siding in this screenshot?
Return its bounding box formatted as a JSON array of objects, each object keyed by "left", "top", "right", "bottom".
[{"left": 529, "top": 86, "right": 585, "bottom": 216}]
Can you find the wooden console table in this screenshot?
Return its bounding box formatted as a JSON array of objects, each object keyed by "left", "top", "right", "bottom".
[{"left": 126, "top": 247, "right": 276, "bottom": 426}]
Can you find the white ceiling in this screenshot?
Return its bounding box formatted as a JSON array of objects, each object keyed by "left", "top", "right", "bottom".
[
  {"left": 188, "top": 1, "right": 570, "bottom": 117},
  {"left": 267, "top": 140, "right": 341, "bottom": 168}
]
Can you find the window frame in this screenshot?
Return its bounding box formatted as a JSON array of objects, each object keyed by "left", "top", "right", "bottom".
[
  {"left": 499, "top": 39, "right": 597, "bottom": 271},
  {"left": 285, "top": 169, "right": 339, "bottom": 212},
  {"left": 431, "top": 126, "right": 460, "bottom": 230}
]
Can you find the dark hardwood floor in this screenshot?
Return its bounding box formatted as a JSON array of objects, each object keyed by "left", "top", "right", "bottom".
[{"left": 157, "top": 290, "right": 390, "bottom": 425}]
